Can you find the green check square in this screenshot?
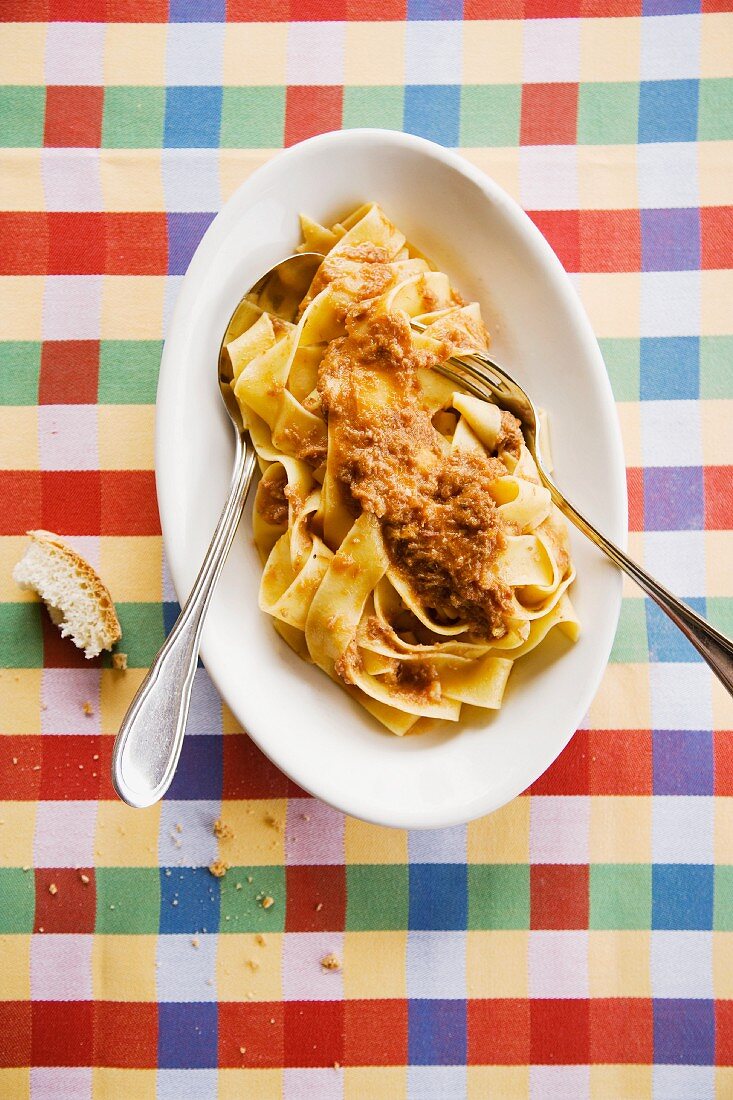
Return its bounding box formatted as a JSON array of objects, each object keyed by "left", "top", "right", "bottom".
[
  {"left": 346, "top": 865, "right": 409, "bottom": 931},
  {"left": 578, "top": 83, "right": 639, "bottom": 145},
  {"left": 95, "top": 868, "right": 160, "bottom": 933},
  {"left": 342, "top": 87, "right": 404, "bottom": 132},
  {"left": 460, "top": 86, "right": 521, "bottom": 148},
  {"left": 98, "top": 341, "right": 161, "bottom": 405},
  {"left": 610, "top": 599, "right": 648, "bottom": 664},
  {"left": 599, "top": 338, "right": 640, "bottom": 403},
  {"left": 708, "top": 599, "right": 733, "bottom": 642},
  {"left": 220, "top": 88, "right": 285, "bottom": 148},
  {"left": 590, "top": 864, "right": 651, "bottom": 929},
  {"left": 219, "top": 867, "right": 286, "bottom": 932},
  {"left": 0, "top": 869, "right": 35, "bottom": 932},
  {"left": 0, "top": 88, "right": 45, "bottom": 147},
  {"left": 468, "top": 865, "right": 529, "bottom": 929},
  {"left": 102, "top": 87, "right": 165, "bottom": 149},
  {"left": 0, "top": 604, "right": 43, "bottom": 668},
  {"left": 0, "top": 343, "right": 41, "bottom": 405},
  {"left": 714, "top": 866, "right": 733, "bottom": 931},
  {"left": 700, "top": 337, "right": 733, "bottom": 399},
  {"left": 698, "top": 79, "right": 733, "bottom": 141},
  {"left": 113, "top": 604, "right": 165, "bottom": 668}
]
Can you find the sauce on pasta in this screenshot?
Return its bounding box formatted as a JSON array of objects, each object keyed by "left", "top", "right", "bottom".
[{"left": 228, "top": 203, "right": 579, "bottom": 734}]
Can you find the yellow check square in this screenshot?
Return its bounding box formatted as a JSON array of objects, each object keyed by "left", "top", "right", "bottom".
[
  {"left": 217, "top": 931, "right": 282, "bottom": 1001},
  {"left": 343, "top": 931, "right": 407, "bottom": 999},
  {"left": 92, "top": 935, "right": 157, "bottom": 1001},
  {"left": 95, "top": 801, "right": 161, "bottom": 867}
]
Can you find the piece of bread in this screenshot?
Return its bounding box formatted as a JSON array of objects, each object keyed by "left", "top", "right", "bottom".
[{"left": 13, "top": 530, "right": 122, "bottom": 659}]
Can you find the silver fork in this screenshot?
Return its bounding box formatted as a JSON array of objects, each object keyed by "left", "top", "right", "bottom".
[{"left": 411, "top": 319, "right": 733, "bottom": 696}]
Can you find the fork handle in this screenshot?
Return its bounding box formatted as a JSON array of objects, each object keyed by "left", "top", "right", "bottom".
[{"left": 545, "top": 484, "right": 733, "bottom": 696}]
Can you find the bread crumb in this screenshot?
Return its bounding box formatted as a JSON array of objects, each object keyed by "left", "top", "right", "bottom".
[
  {"left": 22, "top": 866, "right": 30, "bottom": 873},
  {"left": 80, "top": 873, "right": 90, "bottom": 885},
  {"left": 213, "top": 818, "right": 234, "bottom": 840},
  {"left": 321, "top": 953, "right": 341, "bottom": 971},
  {"left": 264, "top": 813, "right": 282, "bottom": 832},
  {"left": 191, "top": 938, "right": 199, "bottom": 949},
  {"left": 175, "top": 823, "right": 183, "bottom": 834},
  {"left": 112, "top": 652, "right": 128, "bottom": 671},
  {"left": 171, "top": 899, "right": 178, "bottom": 907},
  {"left": 315, "top": 902, "right": 323, "bottom": 912},
  {"left": 92, "top": 754, "right": 99, "bottom": 761},
  {"left": 235, "top": 882, "right": 242, "bottom": 891},
  {"left": 208, "top": 860, "right": 229, "bottom": 878},
  {"left": 12, "top": 758, "right": 17, "bottom": 765},
  {"left": 246, "top": 959, "right": 259, "bottom": 971},
  {"left": 38, "top": 926, "right": 44, "bottom": 932},
  {"left": 82, "top": 701, "right": 94, "bottom": 716},
  {"left": 334, "top": 1062, "right": 341, "bottom": 1070},
  {"left": 260, "top": 895, "right": 274, "bottom": 910},
  {"left": 255, "top": 934, "right": 266, "bottom": 947},
  {"left": 239, "top": 1046, "right": 246, "bottom": 1055},
  {"left": 301, "top": 813, "right": 311, "bottom": 821},
  {"left": 246, "top": 875, "right": 253, "bottom": 884},
  {"left": 48, "top": 883, "right": 58, "bottom": 896}
]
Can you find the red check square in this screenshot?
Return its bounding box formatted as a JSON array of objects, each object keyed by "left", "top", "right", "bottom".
[
  {"left": 0, "top": 213, "right": 48, "bottom": 275},
  {"left": 0, "top": 1002, "right": 31, "bottom": 1067},
  {"left": 0, "top": 472, "right": 42, "bottom": 535},
  {"left": 40, "top": 341, "right": 100, "bottom": 405},
  {"left": 284, "top": 1001, "right": 344, "bottom": 1067},
  {"left": 590, "top": 998, "right": 653, "bottom": 1063},
  {"left": 219, "top": 1003, "right": 284, "bottom": 1068},
  {"left": 521, "top": 84, "right": 578, "bottom": 146},
  {"left": 528, "top": 211, "right": 580, "bottom": 274},
  {"left": 531, "top": 999, "right": 590, "bottom": 1064},
  {"left": 285, "top": 87, "right": 343, "bottom": 148},
  {"left": 530, "top": 729, "right": 590, "bottom": 795},
  {"left": 468, "top": 999, "right": 530, "bottom": 1064},
  {"left": 531, "top": 865, "right": 589, "bottom": 930},
  {"left": 48, "top": 213, "right": 105, "bottom": 275},
  {"left": 704, "top": 467, "right": 733, "bottom": 531},
  {"left": 1, "top": 737, "right": 42, "bottom": 800},
  {"left": 285, "top": 866, "right": 346, "bottom": 932},
  {"left": 589, "top": 729, "right": 653, "bottom": 795},
  {"left": 580, "top": 210, "right": 641, "bottom": 273},
  {"left": 34, "top": 867, "right": 96, "bottom": 933},
  {"left": 32, "top": 1002, "right": 94, "bottom": 1066},
  {"left": 44, "top": 87, "right": 104, "bottom": 149},
  {"left": 42, "top": 472, "right": 101, "bottom": 536},
  {"left": 345, "top": 1000, "right": 408, "bottom": 1065},
  {"left": 94, "top": 1002, "right": 158, "bottom": 1068}
]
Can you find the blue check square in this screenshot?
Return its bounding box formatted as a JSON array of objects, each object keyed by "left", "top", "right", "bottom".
[
  {"left": 408, "top": 0, "right": 462, "bottom": 18},
  {"left": 167, "top": 735, "right": 223, "bottom": 800},
  {"left": 643, "top": 467, "right": 704, "bottom": 532},
  {"left": 646, "top": 598, "right": 706, "bottom": 663},
  {"left": 639, "top": 80, "right": 698, "bottom": 144},
  {"left": 170, "top": 0, "right": 225, "bottom": 18},
  {"left": 160, "top": 867, "right": 220, "bottom": 934},
  {"left": 404, "top": 86, "right": 461, "bottom": 147},
  {"left": 167, "top": 212, "right": 216, "bottom": 276},
  {"left": 654, "top": 999, "right": 714, "bottom": 1065},
  {"left": 165, "top": 87, "right": 222, "bottom": 148},
  {"left": 159, "top": 1002, "right": 219, "bottom": 1068},
  {"left": 653, "top": 730, "right": 714, "bottom": 796},
  {"left": 642, "top": 208, "right": 700, "bottom": 273},
  {"left": 640, "top": 337, "right": 699, "bottom": 401},
  {"left": 409, "top": 999, "right": 466, "bottom": 1065},
  {"left": 652, "top": 864, "right": 713, "bottom": 930},
  {"left": 410, "top": 864, "right": 467, "bottom": 930}
]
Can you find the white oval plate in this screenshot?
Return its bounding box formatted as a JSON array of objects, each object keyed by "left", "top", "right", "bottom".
[{"left": 157, "top": 129, "right": 626, "bottom": 829}]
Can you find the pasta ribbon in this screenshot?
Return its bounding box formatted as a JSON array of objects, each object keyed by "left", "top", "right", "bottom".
[{"left": 229, "top": 203, "right": 579, "bottom": 733}]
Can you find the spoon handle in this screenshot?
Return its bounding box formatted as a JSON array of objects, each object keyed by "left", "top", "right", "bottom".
[
  {"left": 545, "top": 482, "right": 733, "bottom": 696},
  {"left": 112, "top": 434, "right": 258, "bottom": 808}
]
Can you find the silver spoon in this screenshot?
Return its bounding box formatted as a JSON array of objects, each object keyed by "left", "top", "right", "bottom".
[{"left": 112, "top": 252, "right": 322, "bottom": 808}]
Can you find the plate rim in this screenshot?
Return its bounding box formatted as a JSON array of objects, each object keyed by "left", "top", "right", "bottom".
[{"left": 156, "top": 128, "right": 627, "bottom": 828}]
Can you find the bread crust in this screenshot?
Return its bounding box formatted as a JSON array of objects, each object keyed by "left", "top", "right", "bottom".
[{"left": 27, "top": 529, "right": 122, "bottom": 648}]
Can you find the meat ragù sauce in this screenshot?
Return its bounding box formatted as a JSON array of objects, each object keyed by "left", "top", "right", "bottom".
[{"left": 317, "top": 300, "right": 518, "bottom": 641}]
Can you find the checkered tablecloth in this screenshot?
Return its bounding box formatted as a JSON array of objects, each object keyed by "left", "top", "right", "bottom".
[{"left": 1, "top": 2, "right": 732, "bottom": 1097}]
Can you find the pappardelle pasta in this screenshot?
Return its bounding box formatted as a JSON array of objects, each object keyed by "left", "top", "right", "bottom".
[{"left": 228, "top": 203, "right": 579, "bottom": 735}]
